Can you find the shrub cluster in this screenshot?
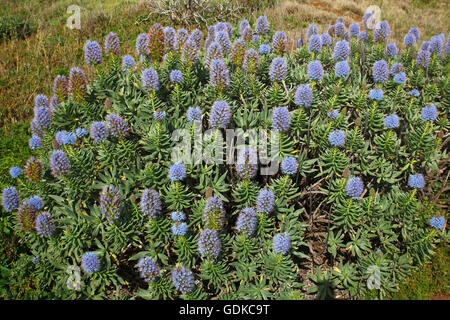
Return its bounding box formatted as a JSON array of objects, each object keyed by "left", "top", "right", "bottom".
[{"left": 1, "top": 15, "right": 449, "bottom": 299}]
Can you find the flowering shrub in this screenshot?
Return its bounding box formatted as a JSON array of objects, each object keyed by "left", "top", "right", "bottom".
[{"left": 1, "top": 17, "right": 448, "bottom": 300}]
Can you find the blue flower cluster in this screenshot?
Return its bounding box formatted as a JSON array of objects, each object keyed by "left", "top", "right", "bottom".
[
  {"left": 394, "top": 72, "right": 406, "bottom": 85},
  {"left": 210, "top": 100, "right": 231, "bottom": 129},
  {"left": 215, "top": 31, "right": 230, "bottom": 53},
  {"left": 327, "top": 109, "right": 340, "bottom": 120},
  {"left": 205, "top": 42, "right": 223, "bottom": 71},
  {"left": 273, "top": 232, "right": 291, "bottom": 255},
  {"left": 34, "top": 94, "right": 49, "bottom": 112},
  {"left": 105, "top": 32, "right": 120, "bottom": 56},
  {"left": 416, "top": 50, "right": 431, "bottom": 68},
  {"left": 236, "top": 207, "right": 257, "bottom": 237},
  {"left": 374, "top": 21, "right": 390, "bottom": 43},
  {"left": 243, "top": 49, "right": 259, "bottom": 74},
  {"left": 138, "top": 257, "right": 160, "bottom": 282},
  {"left": 90, "top": 121, "right": 109, "bottom": 143},
  {"left": 82, "top": 252, "right": 100, "bottom": 274},
  {"left": 140, "top": 189, "right": 161, "bottom": 218},
  {"left": 154, "top": 109, "right": 165, "bottom": 121},
  {"left": 255, "top": 16, "right": 269, "bottom": 35},
  {"left": 272, "top": 31, "right": 287, "bottom": 55},
  {"left": 169, "top": 162, "right": 186, "bottom": 182},
  {"left": 209, "top": 59, "right": 230, "bottom": 91},
  {"left": 68, "top": 67, "right": 87, "bottom": 101},
  {"left": 230, "top": 39, "right": 246, "bottom": 67},
  {"left": 28, "top": 196, "right": 43, "bottom": 211},
  {"left": 182, "top": 38, "right": 198, "bottom": 65},
  {"left": 164, "top": 27, "right": 176, "bottom": 51},
  {"left": 421, "top": 104, "right": 437, "bottom": 122},
  {"left": 390, "top": 63, "right": 404, "bottom": 75},
  {"left": 308, "top": 60, "right": 323, "bottom": 81},
  {"left": 334, "top": 22, "right": 345, "bottom": 38},
  {"left": 329, "top": 130, "right": 345, "bottom": 147},
  {"left": 189, "top": 29, "right": 203, "bottom": 50},
  {"left": 49, "top": 150, "right": 70, "bottom": 177},
  {"left": 171, "top": 211, "right": 185, "bottom": 222},
  {"left": 9, "top": 166, "right": 22, "bottom": 178},
  {"left": 384, "top": 114, "right": 399, "bottom": 129},
  {"left": 53, "top": 74, "right": 67, "bottom": 101},
  {"left": 170, "top": 69, "right": 183, "bottom": 84},
  {"left": 176, "top": 29, "right": 189, "bottom": 50},
  {"left": 172, "top": 266, "right": 194, "bottom": 294},
  {"left": 308, "top": 35, "right": 322, "bottom": 53},
  {"left": 36, "top": 213, "right": 55, "bottom": 237},
  {"left": 408, "top": 89, "right": 420, "bottom": 97},
  {"left": 75, "top": 128, "right": 87, "bottom": 138},
  {"left": 429, "top": 216, "right": 445, "bottom": 230},
  {"left": 307, "top": 24, "right": 318, "bottom": 38},
  {"left": 386, "top": 42, "right": 398, "bottom": 58},
  {"left": 369, "top": 88, "right": 383, "bottom": 101},
  {"left": 236, "top": 148, "right": 258, "bottom": 180},
  {"left": 408, "top": 173, "right": 424, "bottom": 189},
  {"left": 106, "top": 114, "right": 129, "bottom": 138},
  {"left": 409, "top": 27, "right": 420, "bottom": 42},
  {"left": 334, "top": 40, "right": 349, "bottom": 61},
  {"left": 122, "top": 55, "right": 135, "bottom": 71},
  {"left": 345, "top": 177, "right": 364, "bottom": 199},
  {"left": 372, "top": 60, "right": 389, "bottom": 83},
  {"left": 281, "top": 156, "right": 297, "bottom": 175},
  {"left": 203, "top": 197, "right": 226, "bottom": 230},
  {"left": 239, "top": 20, "right": 250, "bottom": 36},
  {"left": 295, "top": 85, "right": 312, "bottom": 108},
  {"left": 321, "top": 33, "right": 331, "bottom": 46},
  {"left": 136, "top": 33, "right": 149, "bottom": 57},
  {"left": 429, "top": 35, "right": 443, "bottom": 56},
  {"left": 404, "top": 33, "right": 415, "bottom": 47},
  {"left": 335, "top": 61, "right": 349, "bottom": 78},
  {"left": 29, "top": 135, "right": 42, "bottom": 150},
  {"left": 349, "top": 23, "right": 359, "bottom": 37},
  {"left": 187, "top": 107, "right": 201, "bottom": 122},
  {"left": 32, "top": 106, "right": 51, "bottom": 137},
  {"left": 259, "top": 44, "right": 270, "bottom": 55},
  {"left": 2, "top": 187, "right": 19, "bottom": 212},
  {"left": 172, "top": 222, "right": 188, "bottom": 236},
  {"left": 272, "top": 106, "right": 291, "bottom": 132},
  {"left": 269, "top": 57, "right": 287, "bottom": 82},
  {"left": 256, "top": 189, "right": 275, "bottom": 214},
  {"left": 198, "top": 228, "right": 221, "bottom": 261},
  {"left": 142, "top": 68, "right": 159, "bottom": 92},
  {"left": 84, "top": 40, "right": 102, "bottom": 66},
  {"left": 55, "top": 130, "right": 75, "bottom": 146}
]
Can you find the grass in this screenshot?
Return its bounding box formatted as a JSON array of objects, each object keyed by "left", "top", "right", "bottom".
[
  {"left": 391, "top": 246, "right": 449, "bottom": 300},
  {"left": 0, "top": 124, "right": 31, "bottom": 189},
  {"left": 0, "top": 0, "right": 448, "bottom": 299}
]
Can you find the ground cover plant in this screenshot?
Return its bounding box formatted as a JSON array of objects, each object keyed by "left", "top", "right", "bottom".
[{"left": 1, "top": 12, "right": 449, "bottom": 300}]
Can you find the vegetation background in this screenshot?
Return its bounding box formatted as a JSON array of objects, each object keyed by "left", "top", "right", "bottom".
[{"left": 0, "top": 0, "right": 448, "bottom": 299}]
